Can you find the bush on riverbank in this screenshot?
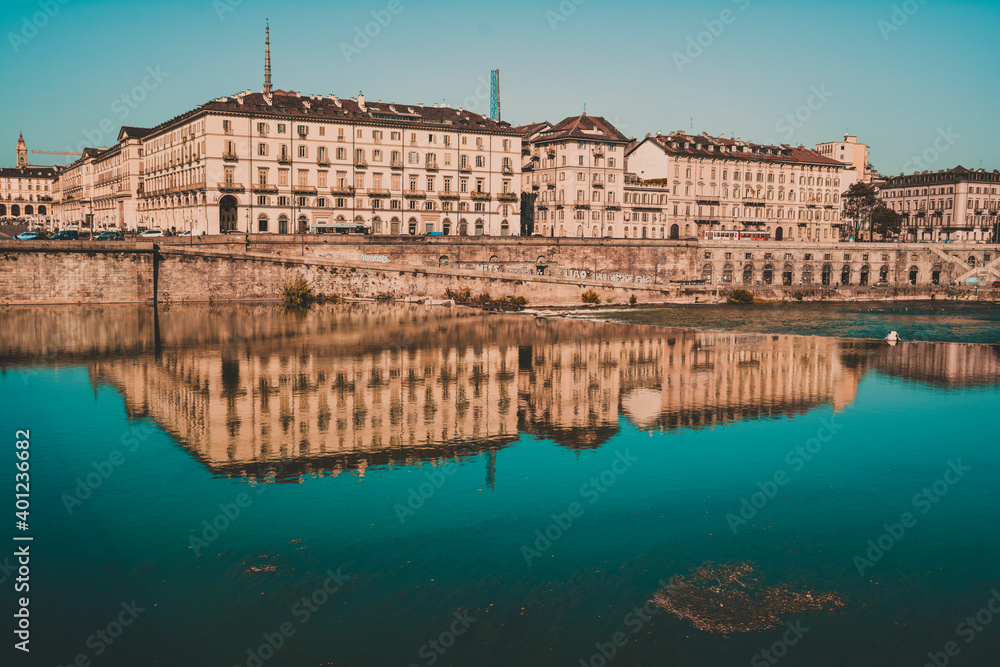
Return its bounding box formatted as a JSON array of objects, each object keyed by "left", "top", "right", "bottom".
[
  {"left": 727, "top": 289, "right": 754, "bottom": 304},
  {"left": 582, "top": 289, "right": 601, "bottom": 304},
  {"left": 281, "top": 276, "right": 342, "bottom": 308},
  {"left": 445, "top": 286, "right": 528, "bottom": 311}
]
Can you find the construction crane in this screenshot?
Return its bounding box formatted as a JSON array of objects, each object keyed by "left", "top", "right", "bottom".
[{"left": 31, "top": 150, "right": 82, "bottom": 156}]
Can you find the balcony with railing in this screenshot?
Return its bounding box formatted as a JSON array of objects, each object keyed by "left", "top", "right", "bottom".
[
  {"left": 403, "top": 190, "right": 426, "bottom": 198},
  {"left": 367, "top": 188, "right": 390, "bottom": 197},
  {"left": 217, "top": 182, "right": 245, "bottom": 192},
  {"left": 293, "top": 185, "right": 318, "bottom": 195},
  {"left": 592, "top": 179, "right": 604, "bottom": 188},
  {"left": 354, "top": 156, "right": 368, "bottom": 168},
  {"left": 438, "top": 191, "right": 459, "bottom": 199},
  {"left": 277, "top": 154, "right": 291, "bottom": 164},
  {"left": 330, "top": 185, "right": 355, "bottom": 195},
  {"left": 222, "top": 151, "right": 238, "bottom": 161},
  {"left": 501, "top": 164, "right": 513, "bottom": 175},
  {"left": 497, "top": 192, "right": 517, "bottom": 202},
  {"left": 317, "top": 156, "right": 331, "bottom": 166},
  {"left": 470, "top": 191, "right": 492, "bottom": 201},
  {"left": 458, "top": 163, "right": 472, "bottom": 173},
  {"left": 252, "top": 183, "right": 278, "bottom": 193},
  {"left": 390, "top": 159, "right": 404, "bottom": 169},
  {"left": 425, "top": 161, "right": 439, "bottom": 171}
]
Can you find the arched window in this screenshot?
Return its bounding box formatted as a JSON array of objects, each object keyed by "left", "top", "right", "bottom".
[
  {"left": 257, "top": 213, "right": 269, "bottom": 233},
  {"left": 372, "top": 216, "right": 382, "bottom": 234},
  {"left": 278, "top": 214, "right": 288, "bottom": 234},
  {"left": 390, "top": 216, "right": 401, "bottom": 234},
  {"left": 475, "top": 219, "right": 484, "bottom": 236}
]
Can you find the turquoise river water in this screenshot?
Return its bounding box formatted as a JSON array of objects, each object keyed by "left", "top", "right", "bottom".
[{"left": 2, "top": 303, "right": 999, "bottom": 666}]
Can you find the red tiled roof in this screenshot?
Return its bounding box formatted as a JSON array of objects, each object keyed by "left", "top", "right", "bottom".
[
  {"left": 532, "top": 115, "right": 629, "bottom": 144},
  {"left": 0, "top": 165, "right": 57, "bottom": 178},
  {"left": 147, "top": 91, "right": 519, "bottom": 138},
  {"left": 512, "top": 121, "right": 550, "bottom": 138},
  {"left": 880, "top": 166, "right": 1000, "bottom": 187},
  {"left": 632, "top": 131, "right": 844, "bottom": 167}
]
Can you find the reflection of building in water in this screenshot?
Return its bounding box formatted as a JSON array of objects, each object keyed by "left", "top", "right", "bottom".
[
  {"left": 9, "top": 303, "right": 992, "bottom": 478},
  {"left": 90, "top": 316, "right": 524, "bottom": 477},
  {"left": 515, "top": 322, "right": 861, "bottom": 442},
  {"left": 638, "top": 332, "right": 863, "bottom": 431},
  {"left": 843, "top": 340, "right": 1000, "bottom": 387}
]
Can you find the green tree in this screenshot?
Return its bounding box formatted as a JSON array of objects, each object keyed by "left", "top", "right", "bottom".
[
  {"left": 841, "top": 182, "right": 878, "bottom": 241},
  {"left": 870, "top": 205, "right": 903, "bottom": 240}
]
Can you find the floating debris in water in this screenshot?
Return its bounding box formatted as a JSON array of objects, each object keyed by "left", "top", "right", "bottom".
[{"left": 652, "top": 561, "right": 843, "bottom": 635}]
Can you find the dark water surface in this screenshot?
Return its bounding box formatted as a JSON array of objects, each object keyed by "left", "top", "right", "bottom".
[
  {"left": 2, "top": 304, "right": 999, "bottom": 666},
  {"left": 559, "top": 300, "right": 1000, "bottom": 344}
]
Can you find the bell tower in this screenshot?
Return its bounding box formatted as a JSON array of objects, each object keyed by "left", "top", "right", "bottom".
[{"left": 16, "top": 132, "right": 27, "bottom": 168}]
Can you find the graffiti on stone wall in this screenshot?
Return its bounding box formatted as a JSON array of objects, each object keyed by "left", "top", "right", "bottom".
[
  {"left": 360, "top": 254, "right": 391, "bottom": 263},
  {"left": 474, "top": 264, "right": 502, "bottom": 272},
  {"left": 559, "top": 268, "right": 654, "bottom": 284}
]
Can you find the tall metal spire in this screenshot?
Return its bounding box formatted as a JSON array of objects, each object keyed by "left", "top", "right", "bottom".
[{"left": 263, "top": 21, "right": 273, "bottom": 98}]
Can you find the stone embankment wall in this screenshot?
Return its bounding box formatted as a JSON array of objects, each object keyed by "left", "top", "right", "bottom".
[{"left": 1, "top": 237, "right": 998, "bottom": 305}]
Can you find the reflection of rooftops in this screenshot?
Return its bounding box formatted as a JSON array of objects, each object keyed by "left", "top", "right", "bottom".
[
  {"left": 519, "top": 422, "right": 621, "bottom": 451},
  {"left": 9, "top": 304, "right": 1000, "bottom": 482}
]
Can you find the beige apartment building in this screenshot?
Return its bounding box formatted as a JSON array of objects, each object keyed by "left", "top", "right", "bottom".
[
  {"left": 134, "top": 27, "right": 520, "bottom": 237},
  {"left": 626, "top": 132, "right": 855, "bottom": 242},
  {"left": 90, "top": 127, "right": 151, "bottom": 231},
  {"left": 518, "top": 115, "right": 669, "bottom": 239},
  {"left": 816, "top": 134, "right": 873, "bottom": 182},
  {"left": 55, "top": 147, "right": 101, "bottom": 228},
  {"left": 878, "top": 166, "right": 1000, "bottom": 243},
  {"left": 0, "top": 133, "right": 57, "bottom": 225}
]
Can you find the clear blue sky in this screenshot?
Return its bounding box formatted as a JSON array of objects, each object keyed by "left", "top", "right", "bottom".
[{"left": 2, "top": 0, "right": 997, "bottom": 175}]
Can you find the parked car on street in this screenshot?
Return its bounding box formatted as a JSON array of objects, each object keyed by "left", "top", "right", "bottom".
[
  {"left": 14, "top": 230, "right": 44, "bottom": 240},
  {"left": 140, "top": 229, "right": 164, "bottom": 237},
  {"left": 95, "top": 231, "right": 124, "bottom": 241},
  {"left": 52, "top": 230, "right": 79, "bottom": 240}
]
